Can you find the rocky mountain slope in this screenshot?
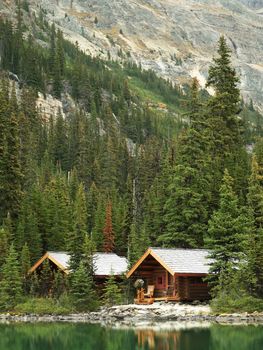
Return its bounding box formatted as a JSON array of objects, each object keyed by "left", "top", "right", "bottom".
[{"left": 1, "top": 0, "right": 263, "bottom": 110}]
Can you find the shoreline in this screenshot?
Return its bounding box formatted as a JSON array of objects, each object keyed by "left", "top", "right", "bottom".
[{"left": 0, "top": 303, "right": 263, "bottom": 326}]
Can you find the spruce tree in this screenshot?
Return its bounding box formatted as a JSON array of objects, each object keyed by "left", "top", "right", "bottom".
[
  {"left": 70, "top": 261, "right": 98, "bottom": 311},
  {"left": 103, "top": 274, "right": 123, "bottom": 306},
  {"left": 207, "top": 170, "right": 246, "bottom": 296},
  {"left": 0, "top": 80, "right": 9, "bottom": 223},
  {"left": 128, "top": 223, "right": 150, "bottom": 266},
  {"left": 21, "top": 243, "right": 31, "bottom": 293},
  {"left": 160, "top": 79, "right": 211, "bottom": 248},
  {"left": 103, "top": 201, "right": 115, "bottom": 252},
  {"left": 67, "top": 183, "right": 87, "bottom": 271},
  {"left": 0, "top": 228, "right": 10, "bottom": 271},
  {"left": 82, "top": 234, "right": 96, "bottom": 276},
  {"left": 0, "top": 244, "right": 22, "bottom": 310},
  {"left": 205, "top": 35, "right": 248, "bottom": 204},
  {"left": 29, "top": 272, "right": 40, "bottom": 297},
  {"left": 246, "top": 156, "right": 263, "bottom": 297},
  {"left": 49, "top": 23, "right": 56, "bottom": 75}
]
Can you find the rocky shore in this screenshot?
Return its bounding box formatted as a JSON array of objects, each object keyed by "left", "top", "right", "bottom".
[{"left": 0, "top": 303, "right": 263, "bottom": 326}]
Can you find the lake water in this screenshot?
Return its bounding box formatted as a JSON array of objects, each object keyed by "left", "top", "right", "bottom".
[{"left": 0, "top": 323, "right": 262, "bottom": 350}]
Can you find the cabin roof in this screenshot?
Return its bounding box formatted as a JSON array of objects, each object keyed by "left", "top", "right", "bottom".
[
  {"left": 29, "top": 251, "right": 128, "bottom": 276},
  {"left": 127, "top": 247, "right": 212, "bottom": 277}
]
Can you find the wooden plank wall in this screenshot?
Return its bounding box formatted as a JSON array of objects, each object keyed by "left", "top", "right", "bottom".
[{"left": 177, "top": 276, "right": 210, "bottom": 300}]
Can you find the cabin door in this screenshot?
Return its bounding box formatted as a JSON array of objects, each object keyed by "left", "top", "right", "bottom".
[{"left": 155, "top": 273, "right": 166, "bottom": 289}]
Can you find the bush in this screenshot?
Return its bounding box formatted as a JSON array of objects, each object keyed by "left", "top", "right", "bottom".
[
  {"left": 14, "top": 296, "right": 74, "bottom": 315},
  {"left": 211, "top": 295, "right": 263, "bottom": 314}
]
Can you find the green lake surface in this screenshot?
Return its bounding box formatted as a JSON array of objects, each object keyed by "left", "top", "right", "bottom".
[{"left": 0, "top": 323, "right": 262, "bottom": 350}]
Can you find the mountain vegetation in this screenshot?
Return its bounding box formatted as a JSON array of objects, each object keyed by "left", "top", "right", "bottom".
[{"left": 0, "top": 4, "right": 262, "bottom": 312}]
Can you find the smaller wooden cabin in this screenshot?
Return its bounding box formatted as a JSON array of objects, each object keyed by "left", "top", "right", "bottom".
[
  {"left": 127, "top": 248, "right": 211, "bottom": 302},
  {"left": 29, "top": 251, "right": 128, "bottom": 287}
]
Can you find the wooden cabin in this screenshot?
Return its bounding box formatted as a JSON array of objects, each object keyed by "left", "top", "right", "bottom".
[
  {"left": 29, "top": 251, "right": 128, "bottom": 287},
  {"left": 127, "top": 248, "right": 211, "bottom": 303}
]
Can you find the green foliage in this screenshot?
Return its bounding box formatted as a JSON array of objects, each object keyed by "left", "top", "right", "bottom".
[
  {"left": 14, "top": 297, "right": 73, "bottom": 315},
  {"left": 0, "top": 227, "right": 10, "bottom": 270},
  {"left": 211, "top": 295, "right": 263, "bottom": 314},
  {"left": 21, "top": 243, "right": 31, "bottom": 293},
  {"left": 0, "top": 244, "right": 22, "bottom": 310},
  {"left": 67, "top": 183, "right": 88, "bottom": 271},
  {"left": 103, "top": 275, "right": 123, "bottom": 306},
  {"left": 70, "top": 261, "right": 99, "bottom": 311},
  {"left": 160, "top": 79, "right": 211, "bottom": 247},
  {"left": 207, "top": 170, "right": 248, "bottom": 295},
  {"left": 205, "top": 35, "right": 249, "bottom": 203},
  {"left": 245, "top": 155, "right": 263, "bottom": 297},
  {"left": 53, "top": 272, "right": 68, "bottom": 299}
]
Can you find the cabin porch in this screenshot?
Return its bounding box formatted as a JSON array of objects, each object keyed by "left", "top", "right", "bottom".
[{"left": 131, "top": 254, "right": 210, "bottom": 304}]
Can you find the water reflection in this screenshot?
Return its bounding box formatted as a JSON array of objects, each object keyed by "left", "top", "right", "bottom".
[
  {"left": 137, "top": 329, "right": 180, "bottom": 350},
  {"left": 0, "top": 322, "right": 262, "bottom": 350}
]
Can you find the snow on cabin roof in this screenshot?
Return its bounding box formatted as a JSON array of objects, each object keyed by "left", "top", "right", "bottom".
[
  {"left": 150, "top": 248, "right": 211, "bottom": 274},
  {"left": 46, "top": 251, "right": 128, "bottom": 276}
]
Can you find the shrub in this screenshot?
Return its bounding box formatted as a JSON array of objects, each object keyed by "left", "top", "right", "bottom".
[
  {"left": 211, "top": 295, "right": 263, "bottom": 314},
  {"left": 14, "top": 297, "right": 74, "bottom": 315}
]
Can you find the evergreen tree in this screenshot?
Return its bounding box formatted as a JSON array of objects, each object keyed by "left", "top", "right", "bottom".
[
  {"left": 49, "top": 23, "right": 56, "bottom": 75},
  {"left": 82, "top": 234, "right": 96, "bottom": 275},
  {"left": 0, "top": 244, "right": 22, "bottom": 310},
  {"left": 29, "top": 272, "right": 40, "bottom": 297},
  {"left": 207, "top": 170, "right": 247, "bottom": 296},
  {"left": 246, "top": 156, "right": 263, "bottom": 297},
  {"left": 67, "top": 183, "right": 87, "bottom": 271},
  {"left": 0, "top": 80, "right": 10, "bottom": 223},
  {"left": 53, "top": 51, "right": 63, "bottom": 98},
  {"left": 205, "top": 35, "right": 248, "bottom": 204},
  {"left": 44, "top": 174, "right": 71, "bottom": 250},
  {"left": 128, "top": 223, "right": 150, "bottom": 266},
  {"left": 70, "top": 261, "right": 98, "bottom": 311},
  {"left": 16, "top": 197, "right": 42, "bottom": 263},
  {"left": 103, "top": 274, "right": 123, "bottom": 306},
  {"left": 21, "top": 243, "right": 31, "bottom": 293},
  {"left": 103, "top": 201, "right": 115, "bottom": 252},
  {"left": 5, "top": 110, "right": 23, "bottom": 219},
  {"left": 92, "top": 194, "right": 106, "bottom": 250},
  {"left": 160, "top": 79, "right": 211, "bottom": 247},
  {"left": 0, "top": 228, "right": 10, "bottom": 271},
  {"left": 56, "top": 29, "right": 65, "bottom": 76},
  {"left": 53, "top": 271, "right": 67, "bottom": 299},
  {"left": 53, "top": 110, "right": 68, "bottom": 170}
]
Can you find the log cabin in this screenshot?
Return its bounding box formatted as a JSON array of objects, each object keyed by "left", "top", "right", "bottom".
[
  {"left": 127, "top": 248, "right": 211, "bottom": 303},
  {"left": 29, "top": 251, "right": 128, "bottom": 288}
]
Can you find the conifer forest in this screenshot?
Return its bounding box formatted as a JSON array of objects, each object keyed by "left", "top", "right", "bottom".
[{"left": 0, "top": 3, "right": 262, "bottom": 313}]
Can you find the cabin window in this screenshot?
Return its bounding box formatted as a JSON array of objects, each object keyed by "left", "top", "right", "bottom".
[{"left": 155, "top": 274, "right": 165, "bottom": 289}]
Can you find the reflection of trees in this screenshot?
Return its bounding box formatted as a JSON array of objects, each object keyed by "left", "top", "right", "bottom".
[
  {"left": 0, "top": 323, "right": 262, "bottom": 350},
  {"left": 0, "top": 324, "right": 138, "bottom": 350},
  {"left": 136, "top": 329, "right": 180, "bottom": 350},
  {"left": 210, "top": 325, "right": 263, "bottom": 350}
]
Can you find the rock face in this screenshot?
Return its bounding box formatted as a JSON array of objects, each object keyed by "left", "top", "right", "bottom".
[
  {"left": 1, "top": 0, "right": 263, "bottom": 110},
  {"left": 237, "top": 0, "right": 263, "bottom": 9},
  {"left": 0, "top": 303, "right": 263, "bottom": 325}
]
